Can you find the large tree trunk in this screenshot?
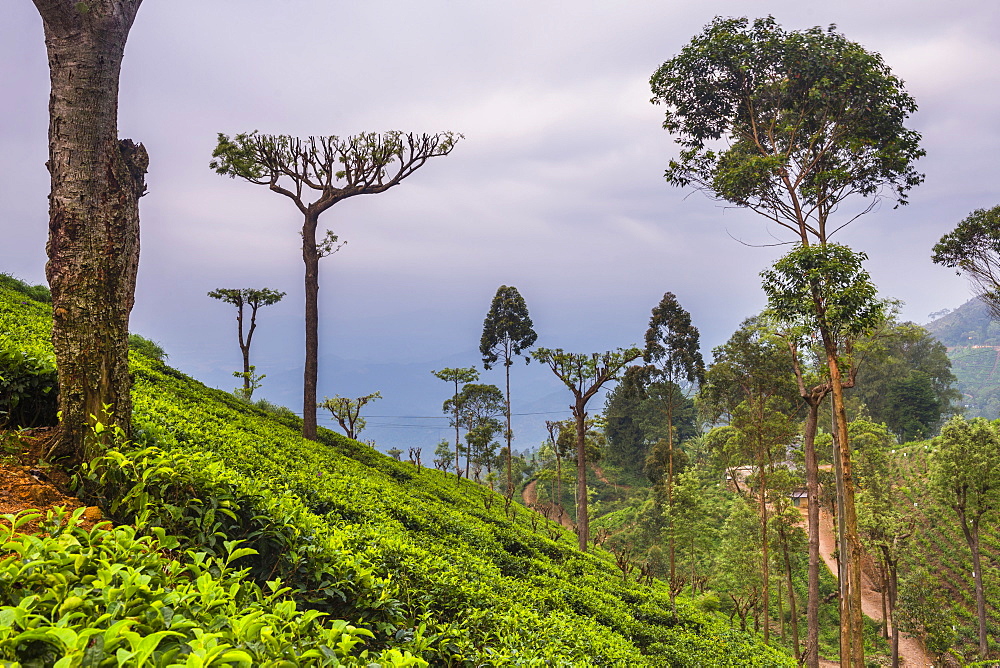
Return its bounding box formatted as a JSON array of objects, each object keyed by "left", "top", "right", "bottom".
[
  {"left": 34, "top": 0, "right": 146, "bottom": 463},
  {"left": 574, "top": 402, "right": 589, "bottom": 552},
  {"left": 302, "top": 211, "right": 319, "bottom": 440}
]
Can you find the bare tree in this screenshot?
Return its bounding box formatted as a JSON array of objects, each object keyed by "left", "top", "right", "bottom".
[{"left": 211, "top": 131, "right": 460, "bottom": 439}]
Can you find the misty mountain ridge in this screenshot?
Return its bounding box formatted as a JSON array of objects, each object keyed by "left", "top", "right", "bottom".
[{"left": 925, "top": 296, "right": 1000, "bottom": 419}]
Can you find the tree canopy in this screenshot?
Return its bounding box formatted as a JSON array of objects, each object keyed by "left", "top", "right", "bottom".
[
  {"left": 319, "top": 391, "right": 382, "bottom": 441},
  {"left": 211, "top": 130, "right": 460, "bottom": 440},
  {"left": 480, "top": 285, "right": 537, "bottom": 496},
  {"left": 651, "top": 15, "right": 924, "bottom": 244},
  {"left": 930, "top": 416, "right": 1000, "bottom": 658},
  {"left": 932, "top": 205, "right": 1000, "bottom": 317},
  {"left": 208, "top": 287, "right": 285, "bottom": 399}
]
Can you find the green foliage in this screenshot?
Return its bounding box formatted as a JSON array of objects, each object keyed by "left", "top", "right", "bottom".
[
  {"left": 232, "top": 365, "right": 266, "bottom": 401},
  {"left": 930, "top": 416, "right": 1000, "bottom": 521},
  {"left": 851, "top": 321, "right": 959, "bottom": 440},
  {"left": 932, "top": 205, "right": 1000, "bottom": 315},
  {"left": 0, "top": 285, "right": 794, "bottom": 665},
  {"left": 532, "top": 347, "right": 642, "bottom": 402},
  {"left": 211, "top": 132, "right": 461, "bottom": 191},
  {"left": 480, "top": 285, "right": 537, "bottom": 370},
  {"left": 0, "top": 507, "right": 424, "bottom": 666},
  {"left": 604, "top": 366, "right": 649, "bottom": 471},
  {"left": 700, "top": 316, "right": 798, "bottom": 423},
  {"left": 761, "top": 244, "right": 888, "bottom": 339},
  {"left": 896, "top": 566, "right": 958, "bottom": 659},
  {"left": 651, "top": 16, "right": 924, "bottom": 224},
  {"left": 319, "top": 391, "right": 382, "bottom": 440},
  {"left": 644, "top": 291, "right": 704, "bottom": 388},
  {"left": 0, "top": 342, "right": 57, "bottom": 429},
  {"left": 128, "top": 333, "right": 168, "bottom": 362},
  {"left": 926, "top": 298, "right": 1000, "bottom": 420},
  {"left": 207, "top": 287, "right": 286, "bottom": 311},
  {"left": 0, "top": 273, "right": 50, "bottom": 304},
  {"left": 0, "top": 287, "right": 57, "bottom": 427}
]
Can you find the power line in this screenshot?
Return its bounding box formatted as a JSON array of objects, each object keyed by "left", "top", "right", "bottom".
[{"left": 280, "top": 409, "right": 572, "bottom": 419}]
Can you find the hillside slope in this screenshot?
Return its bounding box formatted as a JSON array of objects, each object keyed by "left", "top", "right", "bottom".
[
  {"left": 0, "top": 283, "right": 793, "bottom": 666},
  {"left": 926, "top": 298, "right": 1000, "bottom": 419}
]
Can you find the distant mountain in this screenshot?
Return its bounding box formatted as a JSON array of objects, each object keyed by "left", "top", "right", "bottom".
[
  {"left": 925, "top": 297, "right": 1000, "bottom": 419},
  {"left": 924, "top": 297, "right": 1000, "bottom": 347},
  {"left": 262, "top": 351, "right": 580, "bottom": 455}
]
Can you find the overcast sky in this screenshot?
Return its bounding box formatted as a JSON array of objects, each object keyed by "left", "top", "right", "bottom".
[{"left": 3, "top": 1, "right": 998, "bottom": 448}]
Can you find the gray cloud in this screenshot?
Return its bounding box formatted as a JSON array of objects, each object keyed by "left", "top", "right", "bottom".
[{"left": 3, "top": 0, "right": 995, "bottom": 448}]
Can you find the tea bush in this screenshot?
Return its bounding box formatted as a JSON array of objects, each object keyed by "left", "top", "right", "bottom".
[
  {"left": 0, "top": 282, "right": 794, "bottom": 666},
  {"left": 0, "top": 507, "right": 426, "bottom": 666}
]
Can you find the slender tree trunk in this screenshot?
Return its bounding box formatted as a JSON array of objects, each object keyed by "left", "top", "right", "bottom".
[
  {"left": 824, "top": 339, "right": 864, "bottom": 668},
  {"left": 803, "top": 400, "right": 822, "bottom": 668},
  {"left": 302, "top": 211, "right": 320, "bottom": 439},
  {"left": 777, "top": 573, "right": 784, "bottom": 640},
  {"left": 505, "top": 359, "right": 513, "bottom": 496},
  {"left": 236, "top": 303, "right": 251, "bottom": 391},
  {"left": 759, "top": 451, "right": 770, "bottom": 645},
  {"left": 454, "top": 379, "right": 462, "bottom": 479},
  {"left": 889, "top": 569, "right": 899, "bottom": 668},
  {"left": 574, "top": 401, "right": 589, "bottom": 551},
  {"left": 958, "top": 511, "right": 989, "bottom": 658},
  {"left": 778, "top": 524, "right": 802, "bottom": 657},
  {"left": 556, "top": 447, "right": 563, "bottom": 522},
  {"left": 878, "top": 567, "right": 888, "bottom": 641},
  {"left": 35, "top": 0, "right": 146, "bottom": 463},
  {"left": 242, "top": 303, "right": 260, "bottom": 393},
  {"left": 782, "top": 527, "right": 801, "bottom": 659},
  {"left": 666, "top": 398, "right": 676, "bottom": 602},
  {"left": 690, "top": 531, "right": 696, "bottom": 594}
]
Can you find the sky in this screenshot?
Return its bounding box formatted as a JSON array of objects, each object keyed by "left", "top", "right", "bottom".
[{"left": 3, "top": 1, "right": 998, "bottom": 451}]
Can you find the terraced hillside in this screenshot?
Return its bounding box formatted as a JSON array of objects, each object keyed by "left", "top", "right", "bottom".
[
  {"left": 894, "top": 442, "right": 1000, "bottom": 662},
  {"left": 926, "top": 298, "right": 1000, "bottom": 419},
  {"left": 0, "top": 281, "right": 792, "bottom": 666}
]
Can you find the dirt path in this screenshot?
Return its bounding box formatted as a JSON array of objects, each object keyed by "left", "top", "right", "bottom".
[
  {"left": 591, "top": 464, "right": 611, "bottom": 485},
  {"left": 522, "top": 479, "right": 574, "bottom": 529},
  {"left": 811, "top": 507, "right": 932, "bottom": 667},
  {"left": 0, "top": 428, "right": 104, "bottom": 534}
]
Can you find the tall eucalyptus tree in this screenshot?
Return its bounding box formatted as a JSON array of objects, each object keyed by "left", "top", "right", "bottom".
[
  {"left": 643, "top": 292, "right": 704, "bottom": 595},
  {"left": 481, "top": 285, "right": 537, "bottom": 498}
]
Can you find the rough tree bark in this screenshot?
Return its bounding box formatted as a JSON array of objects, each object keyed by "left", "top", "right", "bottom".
[
  {"left": 823, "top": 338, "right": 865, "bottom": 667},
  {"left": 302, "top": 209, "right": 321, "bottom": 438},
  {"left": 33, "top": 0, "right": 147, "bottom": 462}
]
